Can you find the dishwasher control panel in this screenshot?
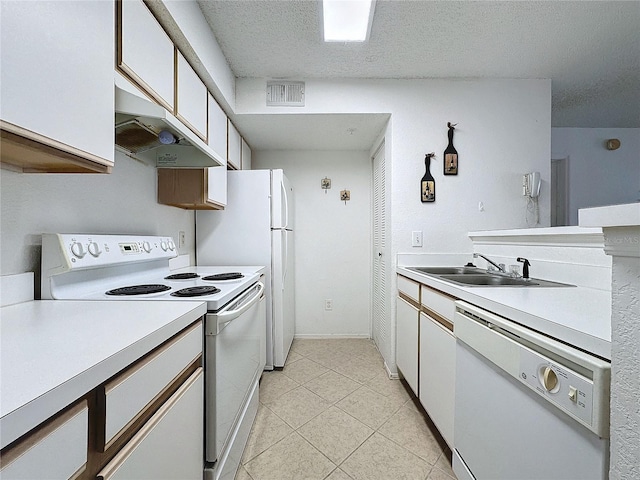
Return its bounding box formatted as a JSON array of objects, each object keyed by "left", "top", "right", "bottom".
[{"left": 519, "top": 348, "right": 594, "bottom": 428}]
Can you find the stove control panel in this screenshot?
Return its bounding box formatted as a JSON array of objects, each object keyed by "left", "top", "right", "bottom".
[{"left": 43, "top": 234, "right": 178, "bottom": 272}]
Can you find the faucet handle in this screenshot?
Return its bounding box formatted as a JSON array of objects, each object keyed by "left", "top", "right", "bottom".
[{"left": 516, "top": 257, "right": 531, "bottom": 279}]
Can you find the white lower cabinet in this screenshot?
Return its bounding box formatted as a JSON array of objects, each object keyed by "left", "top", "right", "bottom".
[
  {"left": 98, "top": 368, "right": 204, "bottom": 480},
  {"left": 419, "top": 312, "right": 455, "bottom": 448},
  {"left": 0, "top": 402, "right": 88, "bottom": 480},
  {"left": 103, "top": 322, "right": 203, "bottom": 449},
  {"left": 0, "top": 320, "right": 204, "bottom": 480},
  {"left": 396, "top": 296, "right": 419, "bottom": 395},
  {"left": 396, "top": 275, "right": 456, "bottom": 449}
]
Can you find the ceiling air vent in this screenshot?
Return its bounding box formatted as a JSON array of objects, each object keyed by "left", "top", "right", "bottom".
[{"left": 266, "top": 81, "right": 305, "bottom": 107}]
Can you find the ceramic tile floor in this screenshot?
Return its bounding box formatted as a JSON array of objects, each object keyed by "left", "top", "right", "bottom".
[{"left": 236, "top": 338, "right": 457, "bottom": 480}]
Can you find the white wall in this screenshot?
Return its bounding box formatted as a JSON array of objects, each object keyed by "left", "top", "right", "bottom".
[
  {"left": 0, "top": 153, "right": 195, "bottom": 296},
  {"left": 552, "top": 128, "right": 640, "bottom": 226},
  {"left": 253, "top": 150, "right": 372, "bottom": 337},
  {"left": 237, "top": 78, "right": 552, "bottom": 254},
  {"left": 610, "top": 253, "right": 640, "bottom": 480},
  {"left": 238, "top": 77, "right": 552, "bottom": 371}
]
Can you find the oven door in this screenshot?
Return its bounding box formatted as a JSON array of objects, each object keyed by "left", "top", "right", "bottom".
[
  {"left": 204, "top": 282, "right": 265, "bottom": 463},
  {"left": 453, "top": 302, "right": 610, "bottom": 480}
]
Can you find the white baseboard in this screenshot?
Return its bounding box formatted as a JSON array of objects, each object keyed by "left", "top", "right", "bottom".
[{"left": 293, "top": 334, "right": 371, "bottom": 339}]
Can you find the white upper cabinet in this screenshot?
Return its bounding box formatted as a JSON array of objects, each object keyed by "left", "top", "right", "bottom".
[
  {"left": 176, "top": 52, "right": 208, "bottom": 142},
  {"left": 241, "top": 138, "right": 252, "bottom": 170},
  {"left": 208, "top": 94, "right": 228, "bottom": 163},
  {"left": 227, "top": 120, "right": 241, "bottom": 170},
  {"left": 207, "top": 93, "right": 228, "bottom": 207},
  {"left": 0, "top": 0, "right": 114, "bottom": 173},
  {"left": 118, "top": 0, "right": 174, "bottom": 111}
]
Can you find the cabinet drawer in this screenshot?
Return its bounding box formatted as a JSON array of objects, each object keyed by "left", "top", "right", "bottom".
[
  {"left": 421, "top": 285, "right": 455, "bottom": 325},
  {"left": 397, "top": 275, "right": 420, "bottom": 304},
  {"left": 0, "top": 401, "right": 88, "bottom": 480},
  {"left": 102, "top": 321, "right": 202, "bottom": 449},
  {"left": 98, "top": 369, "right": 204, "bottom": 480}
]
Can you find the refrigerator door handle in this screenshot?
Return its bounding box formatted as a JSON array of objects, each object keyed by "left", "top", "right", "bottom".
[
  {"left": 281, "top": 180, "right": 290, "bottom": 230},
  {"left": 282, "top": 231, "right": 288, "bottom": 290}
]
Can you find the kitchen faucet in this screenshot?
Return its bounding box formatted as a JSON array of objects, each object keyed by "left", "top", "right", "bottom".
[{"left": 473, "top": 253, "right": 508, "bottom": 274}]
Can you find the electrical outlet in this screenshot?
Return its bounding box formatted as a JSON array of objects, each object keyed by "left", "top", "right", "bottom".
[
  {"left": 411, "top": 231, "right": 423, "bottom": 247},
  {"left": 178, "top": 231, "right": 186, "bottom": 248},
  {"left": 325, "top": 299, "right": 333, "bottom": 311}
]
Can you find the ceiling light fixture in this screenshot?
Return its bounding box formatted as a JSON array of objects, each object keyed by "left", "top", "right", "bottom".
[{"left": 322, "top": 0, "right": 375, "bottom": 42}]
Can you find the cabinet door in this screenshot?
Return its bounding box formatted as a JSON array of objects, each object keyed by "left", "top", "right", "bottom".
[
  {"left": 419, "top": 312, "right": 455, "bottom": 448},
  {"left": 98, "top": 369, "right": 204, "bottom": 480},
  {"left": 118, "top": 0, "right": 174, "bottom": 111},
  {"left": 208, "top": 93, "right": 228, "bottom": 163},
  {"left": 0, "top": 401, "right": 88, "bottom": 480},
  {"left": 0, "top": 0, "right": 114, "bottom": 172},
  {"left": 206, "top": 167, "right": 227, "bottom": 208},
  {"left": 396, "top": 296, "right": 419, "bottom": 395},
  {"left": 206, "top": 93, "right": 228, "bottom": 207},
  {"left": 227, "top": 120, "right": 241, "bottom": 170},
  {"left": 241, "top": 138, "right": 252, "bottom": 170},
  {"left": 176, "top": 52, "right": 208, "bottom": 141}
]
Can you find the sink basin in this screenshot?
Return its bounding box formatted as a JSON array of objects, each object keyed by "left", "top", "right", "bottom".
[
  {"left": 408, "top": 266, "right": 482, "bottom": 275},
  {"left": 438, "top": 274, "right": 574, "bottom": 288},
  {"left": 405, "top": 266, "right": 575, "bottom": 287}
]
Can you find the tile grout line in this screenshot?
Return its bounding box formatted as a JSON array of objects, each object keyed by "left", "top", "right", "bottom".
[{"left": 242, "top": 339, "right": 455, "bottom": 480}]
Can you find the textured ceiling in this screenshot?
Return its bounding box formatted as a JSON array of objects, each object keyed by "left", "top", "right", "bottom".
[{"left": 197, "top": 0, "right": 639, "bottom": 135}]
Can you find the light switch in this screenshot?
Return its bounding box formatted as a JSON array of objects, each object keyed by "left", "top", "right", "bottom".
[{"left": 412, "top": 231, "right": 423, "bottom": 247}]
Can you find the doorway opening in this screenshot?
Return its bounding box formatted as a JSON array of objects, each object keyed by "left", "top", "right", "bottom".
[{"left": 551, "top": 157, "right": 570, "bottom": 226}]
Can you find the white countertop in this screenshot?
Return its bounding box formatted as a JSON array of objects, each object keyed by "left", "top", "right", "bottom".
[
  {"left": 397, "top": 267, "right": 611, "bottom": 361},
  {"left": 579, "top": 202, "right": 640, "bottom": 227},
  {"left": 0, "top": 300, "right": 207, "bottom": 449}
]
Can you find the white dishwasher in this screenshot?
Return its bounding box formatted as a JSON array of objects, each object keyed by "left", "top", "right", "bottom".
[{"left": 453, "top": 301, "right": 610, "bottom": 480}]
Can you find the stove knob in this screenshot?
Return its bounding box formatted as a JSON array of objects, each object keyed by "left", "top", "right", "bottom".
[
  {"left": 167, "top": 240, "right": 175, "bottom": 251},
  {"left": 542, "top": 366, "right": 558, "bottom": 392},
  {"left": 142, "top": 241, "right": 152, "bottom": 253},
  {"left": 70, "top": 242, "right": 86, "bottom": 258},
  {"left": 160, "top": 240, "right": 168, "bottom": 251},
  {"left": 88, "top": 242, "right": 102, "bottom": 257}
]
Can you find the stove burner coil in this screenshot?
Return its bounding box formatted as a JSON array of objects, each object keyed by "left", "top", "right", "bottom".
[
  {"left": 164, "top": 273, "right": 200, "bottom": 280},
  {"left": 202, "top": 273, "right": 244, "bottom": 281},
  {"left": 170, "top": 286, "right": 221, "bottom": 297},
  {"left": 106, "top": 284, "right": 171, "bottom": 296}
]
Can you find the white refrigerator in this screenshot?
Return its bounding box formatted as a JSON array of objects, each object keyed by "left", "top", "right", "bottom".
[{"left": 196, "top": 169, "right": 295, "bottom": 369}]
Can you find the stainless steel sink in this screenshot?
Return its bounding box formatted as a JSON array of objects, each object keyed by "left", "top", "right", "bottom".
[
  {"left": 438, "top": 274, "right": 574, "bottom": 288},
  {"left": 408, "top": 266, "right": 482, "bottom": 275},
  {"left": 406, "top": 266, "right": 575, "bottom": 287}
]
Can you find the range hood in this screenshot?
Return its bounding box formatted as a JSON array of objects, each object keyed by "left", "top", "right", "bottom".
[{"left": 114, "top": 76, "right": 223, "bottom": 168}]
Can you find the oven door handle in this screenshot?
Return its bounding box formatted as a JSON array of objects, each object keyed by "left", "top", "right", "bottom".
[{"left": 213, "top": 282, "right": 264, "bottom": 334}]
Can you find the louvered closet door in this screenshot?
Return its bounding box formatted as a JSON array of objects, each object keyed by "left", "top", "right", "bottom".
[{"left": 372, "top": 143, "right": 389, "bottom": 363}]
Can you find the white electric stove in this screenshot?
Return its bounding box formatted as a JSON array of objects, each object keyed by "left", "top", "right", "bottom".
[{"left": 41, "top": 234, "right": 266, "bottom": 480}]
